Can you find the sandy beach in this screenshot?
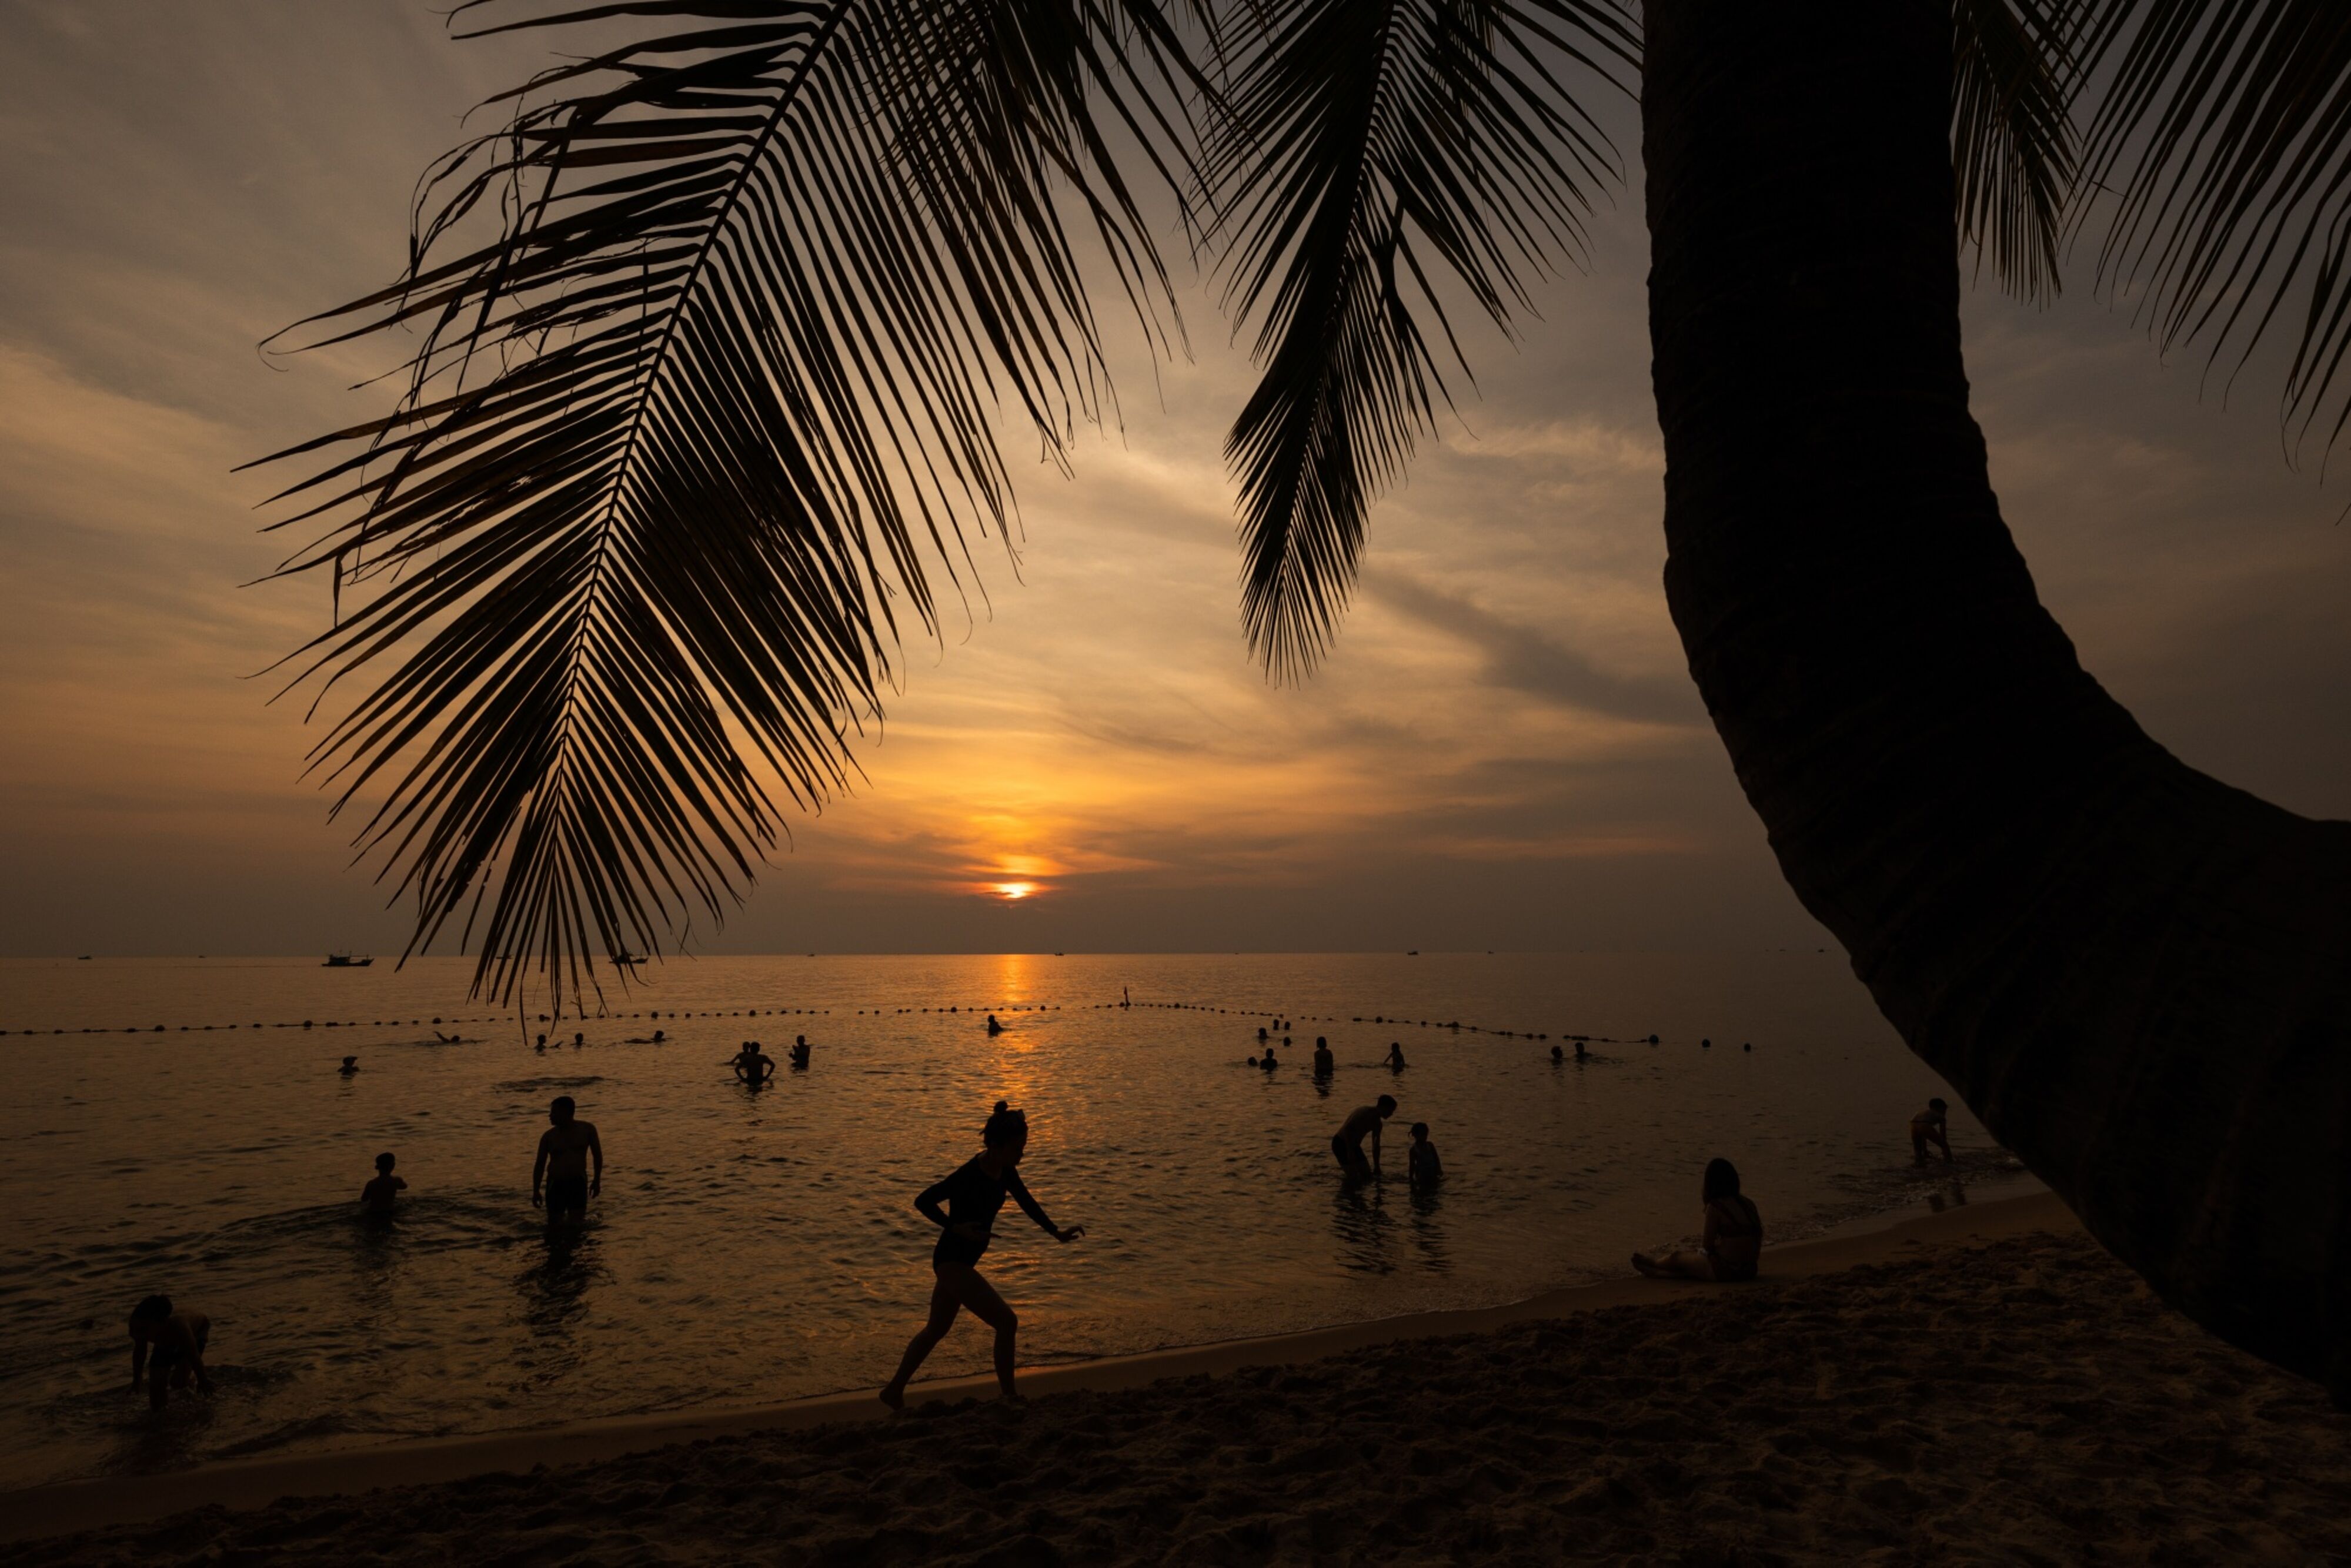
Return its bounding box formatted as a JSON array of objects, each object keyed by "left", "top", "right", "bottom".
[{"left": 11, "top": 1191, "right": 2347, "bottom": 1563}]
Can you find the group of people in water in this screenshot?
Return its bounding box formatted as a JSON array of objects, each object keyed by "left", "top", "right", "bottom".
[
  {"left": 130, "top": 1012, "right": 1971, "bottom": 1414},
  {"left": 726, "top": 1037, "right": 812, "bottom": 1085}
]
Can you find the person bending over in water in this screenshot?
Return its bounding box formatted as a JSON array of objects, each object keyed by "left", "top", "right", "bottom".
[
  {"left": 532, "top": 1096, "right": 603, "bottom": 1223},
  {"left": 129, "top": 1295, "right": 211, "bottom": 1410},
  {"left": 361, "top": 1152, "right": 406, "bottom": 1213},
  {"left": 1385, "top": 1041, "right": 1408, "bottom": 1071},
  {"left": 339, "top": 1055, "right": 359, "bottom": 1076},
  {"left": 1911, "top": 1098, "right": 1953, "bottom": 1164},
  {"left": 729, "top": 1041, "right": 776, "bottom": 1088},
  {"left": 880, "top": 1100, "right": 1082, "bottom": 1408},
  {"left": 1313, "top": 1037, "right": 1334, "bottom": 1078},
  {"left": 1331, "top": 1096, "right": 1397, "bottom": 1182},
  {"left": 1632, "top": 1159, "right": 1762, "bottom": 1283},
  {"left": 1407, "top": 1122, "right": 1442, "bottom": 1188}
]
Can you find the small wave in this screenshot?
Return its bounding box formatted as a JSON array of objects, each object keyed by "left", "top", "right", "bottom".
[{"left": 490, "top": 1076, "right": 607, "bottom": 1093}]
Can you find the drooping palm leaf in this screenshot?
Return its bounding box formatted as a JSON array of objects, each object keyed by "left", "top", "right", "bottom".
[
  {"left": 1201, "top": 0, "right": 1634, "bottom": 682},
  {"left": 2078, "top": 0, "right": 2351, "bottom": 452},
  {"left": 1953, "top": 0, "right": 2085, "bottom": 303},
  {"left": 251, "top": 0, "right": 1196, "bottom": 1008}
]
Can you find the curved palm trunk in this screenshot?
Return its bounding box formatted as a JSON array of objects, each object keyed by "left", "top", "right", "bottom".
[{"left": 1645, "top": 0, "right": 2351, "bottom": 1398}]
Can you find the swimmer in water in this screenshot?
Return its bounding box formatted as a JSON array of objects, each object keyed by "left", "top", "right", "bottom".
[
  {"left": 129, "top": 1295, "right": 212, "bottom": 1410},
  {"left": 1385, "top": 1041, "right": 1408, "bottom": 1071},
  {"left": 339, "top": 1055, "right": 358, "bottom": 1075},
  {"left": 1313, "top": 1037, "right": 1334, "bottom": 1078},
  {"left": 360, "top": 1151, "right": 406, "bottom": 1213},
  {"left": 986, "top": 1014, "right": 1003, "bottom": 1035},
  {"left": 1575, "top": 1041, "right": 1588, "bottom": 1062},
  {"left": 1257, "top": 1026, "right": 1269, "bottom": 1042},
  {"left": 572, "top": 1031, "right": 585, "bottom": 1049},
  {"left": 790, "top": 1035, "right": 810, "bottom": 1068},
  {"left": 535, "top": 1034, "right": 547, "bottom": 1052},
  {"left": 728, "top": 1041, "right": 776, "bottom": 1088},
  {"left": 1330, "top": 1096, "right": 1397, "bottom": 1182},
  {"left": 1259, "top": 1047, "right": 1278, "bottom": 1071},
  {"left": 879, "top": 1101, "right": 1083, "bottom": 1408},
  {"left": 1550, "top": 1045, "right": 1564, "bottom": 1064}
]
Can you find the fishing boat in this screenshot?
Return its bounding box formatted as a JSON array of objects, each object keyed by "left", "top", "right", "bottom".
[
  {"left": 323, "top": 952, "right": 373, "bottom": 968},
  {"left": 612, "top": 952, "right": 647, "bottom": 967}
]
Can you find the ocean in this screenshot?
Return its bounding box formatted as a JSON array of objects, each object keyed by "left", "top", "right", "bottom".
[{"left": 0, "top": 951, "right": 2023, "bottom": 1488}]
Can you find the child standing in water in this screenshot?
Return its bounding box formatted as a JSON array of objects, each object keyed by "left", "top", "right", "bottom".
[
  {"left": 1407, "top": 1122, "right": 1443, "bottom": 1188},
  {"left": 880, "top": 1101, "right": 1083, "bottom": 1408},
  {"left": 360, "top": 1152, "right": 406, "bottom": 1213}
]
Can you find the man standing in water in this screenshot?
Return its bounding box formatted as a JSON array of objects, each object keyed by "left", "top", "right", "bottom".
[
  {"left": 532, "top": 1095, "right": 603, "bottom": 1222},
  {"left": 1331, "top": 1095, "right": 1397, "bottom": 1182}
]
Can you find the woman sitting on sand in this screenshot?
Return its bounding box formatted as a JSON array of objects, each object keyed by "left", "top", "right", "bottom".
[
  {"left": 1632, "top": 1158, "right": 1762, "bottom": 1283},
  {"left": 880, "top": 1101, "right": 1083, "bottom": 1409}
]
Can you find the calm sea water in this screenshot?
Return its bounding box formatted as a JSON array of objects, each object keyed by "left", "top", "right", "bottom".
[{"left": 0, "top": 952, "right": 2021, "bottom": 1488}]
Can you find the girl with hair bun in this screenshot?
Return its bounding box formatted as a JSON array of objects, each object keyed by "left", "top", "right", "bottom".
[{"left": 880, "top": 1100, "right": 1084, "bottom": 1408}]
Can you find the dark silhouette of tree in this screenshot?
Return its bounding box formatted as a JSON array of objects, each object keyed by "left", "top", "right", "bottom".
[{"left": 261, "top": 0, "right": 2351, "bottom": 1398}]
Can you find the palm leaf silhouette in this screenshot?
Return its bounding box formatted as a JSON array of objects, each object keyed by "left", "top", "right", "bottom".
[
  {"left": 1953, "top": 0, "right": 2085, "bottom": 302},
  {"left": 1201, "top": 0, "right": 1634, "bottom": 681},
  {"left": 253, "top": 0, "right": 1195, "bottom": 1006},
  {"left": 2080, "top": 0, "right": 2351, "bottom": 453}
]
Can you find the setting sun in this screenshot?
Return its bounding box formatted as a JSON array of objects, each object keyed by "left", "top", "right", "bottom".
[{"left": 993, "top": 882, "right": 1039, "bottom": 901}]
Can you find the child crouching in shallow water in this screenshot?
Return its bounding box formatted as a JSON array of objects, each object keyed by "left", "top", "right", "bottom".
[{"left": 1407, "top": 1122, "right": 1442, "bottom": 1188}]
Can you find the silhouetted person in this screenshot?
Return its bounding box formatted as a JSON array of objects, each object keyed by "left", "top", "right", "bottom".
[
  {"left": 1313, "top": 1037, "right": 1334, "bottom": 1078},
  {"left": 1633, "top": 1159, "right": 1763, "bottom": 1283},
  {"left": 1407, "top": 1122, "right": 1442, "bottom": 1188},
  {"left": 532, "top": 1096, "right": 603, "bottom": 1223},
  {"left": 361, "top": 1151, "right": 406, "bottom": 1213},
  {"left": 729, "top": 1041, "right": 776, "bottom": 1088},
  {"left": 1385, "top": 1041, "right": 1408, "bottom": 1071},
  {"left": 572, "top": 1031, "right": 585, "bottom": 1049},
  {"left": 1331, "top": 1096, "right": 1397, "bottom": 1182},
  {"left": 129, "top": 1295, "right": 210, "bottom": 1410},
  {"left": 339, "top": 1055, "right": 358, "bottom": 1076},
  {"left": 880, "top": 1101, "right": 1082, "bottom": 1408},
  {"left": 1551, "top": 1044, "right": 1565, "bottom": 1063},
  {"left": 1257, "top": 1026, "right": 1269, "bottom": 1042},
  {"left": 1574, "top": 1041, "right": 1588, "bottom": 1062},
  {"left": 791, "top": 1035, "right": 810, "bottom": 1068},
  {"left": 986, "top": 1013, "right": 1004, "bottom": 1035},
  {"left": 1259, "top": 1048, "right": 1278, "bottom": 1071},
  {"left": 1912, "top": 1098, "right": 1953, "bottom": 1164},
  {"left": 535, "top": 1033, "right": 547, "bottom": 1052}
]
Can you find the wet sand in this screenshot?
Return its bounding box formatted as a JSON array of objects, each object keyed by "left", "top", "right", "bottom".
[{"left": 12, "top": 1191, "right": 2349, "bottom": 1563}]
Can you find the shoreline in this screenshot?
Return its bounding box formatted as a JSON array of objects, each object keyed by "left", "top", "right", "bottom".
[{"left": 3, "top": 1185, "right": 2073, "bottom": 1546}]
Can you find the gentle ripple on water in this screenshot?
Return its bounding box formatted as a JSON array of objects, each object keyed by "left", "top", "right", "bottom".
[{"left": 0, "top": 951, "right": 2022, "bottom": 1487}]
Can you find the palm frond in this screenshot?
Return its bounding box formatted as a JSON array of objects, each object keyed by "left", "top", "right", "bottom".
[
  {"left": 2078, "top": 0, "right": 2351, "bottom": 453},
  {"left": 251, "top": 0, "right": 1195, "bottom": 1008},
  {"left": 1203, "top": 0, "right": 1634, "bottom": 682},
  {"left": 1953, "top": 0, "right": 2085, "bottom": 303}
]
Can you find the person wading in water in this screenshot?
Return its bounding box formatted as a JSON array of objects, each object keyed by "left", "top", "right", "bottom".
[{"left": 879, "top": 1101, "right": 1083, "bottom": 1408}]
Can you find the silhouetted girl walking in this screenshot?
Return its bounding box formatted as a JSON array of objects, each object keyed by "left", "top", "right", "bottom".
[{"left": 880, "top": 1101, "right": 1083, "bottom": 1407}]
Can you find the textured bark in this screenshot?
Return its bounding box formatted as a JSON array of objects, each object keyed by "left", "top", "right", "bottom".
[{"left": 1644, "top": 0, "right": 2351, "bottom": 1398}]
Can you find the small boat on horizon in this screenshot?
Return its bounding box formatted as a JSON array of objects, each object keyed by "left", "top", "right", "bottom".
[
  {"left": 323, "top": 952, "right": 373, "bottom": 968},
  {"left": 612, "top": 952, "right": 647, "bottom": 967}
]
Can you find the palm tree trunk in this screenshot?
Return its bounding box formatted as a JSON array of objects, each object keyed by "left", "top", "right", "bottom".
[{"left": 1644, "top": 0, "right": 2351, "bottom": 1399}]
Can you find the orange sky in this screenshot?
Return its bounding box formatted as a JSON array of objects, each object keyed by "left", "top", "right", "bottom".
[{"left": 2, "top": 3, "right": 2347, "bottom": 958}]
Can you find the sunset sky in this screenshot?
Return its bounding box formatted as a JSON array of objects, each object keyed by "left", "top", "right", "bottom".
[{"left": 2, "top": 2, "right": 2347, "bottom": 959}]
